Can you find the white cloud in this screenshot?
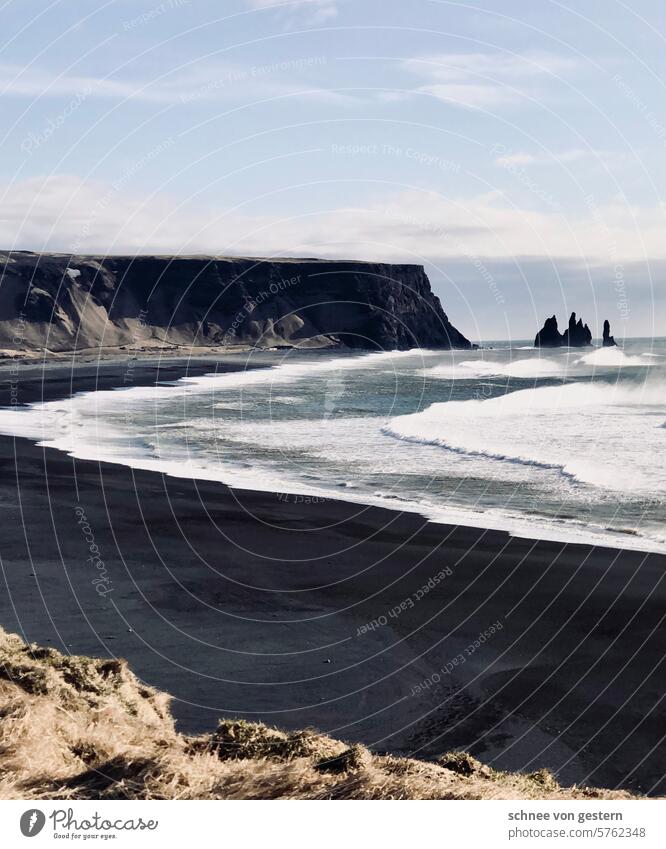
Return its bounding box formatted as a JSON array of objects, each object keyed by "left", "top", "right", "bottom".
[
  {"left": 0, "top": 60, "right": 350, "bottom": 105},
  {"left": 403, "top": 51, "right": 578, "bottom": 82},
  {"left": 417, "top": 83, "right": 516, "bottom": 109},
  {"left": 244, "top": 0, "right": 338, "bottom": 25},
  {"left": 3, "top": 175, "right": 665, "bottom": 267},
  {"left": 0, "top": 63, "right": 152, "bottom": 101},
  {"left": 401, "top": 51, "right": 578, "bottom": 110},
  {"left": 494, "top": 148, "right": 631, "bottom": 173},
  {"left": 495, "top": 150, "right": 590, "bottom": 166}
]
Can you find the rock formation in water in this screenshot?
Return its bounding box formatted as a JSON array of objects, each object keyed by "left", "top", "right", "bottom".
[
  {"left": 561, "top": 312, "right": 593, "bottom": 347},
  {"left": 534, "top": 315, "right": 562, "bottom": 348},
  {"left": 0, "top": 252, "right": 472, "bottom": 353},
  {"left": 534, "top": 312, "right": 593, "bottom": 347},
  {"left": 602, "top": 319, "right": 617, "bottom": 347}
]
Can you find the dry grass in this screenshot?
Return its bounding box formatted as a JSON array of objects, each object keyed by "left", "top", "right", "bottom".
[{"left": 0, "top": 627, "right": 634, "bottom": 800}]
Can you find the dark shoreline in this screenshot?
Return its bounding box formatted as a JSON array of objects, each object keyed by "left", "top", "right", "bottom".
[{"left": 0, "top": 354, "right": 664, "bottom": 795}]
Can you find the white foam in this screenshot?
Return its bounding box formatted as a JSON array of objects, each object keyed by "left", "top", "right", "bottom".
[
  {"left": 13, "top": 408, "right": 660, "bottom": 553},
  {"left": 213, "top": 400, "right": 253, "bottom": 410},
  {"left": 384, "top": 380, "right": 666, "bottom": 495},
  {"left": 1, "top": 347, "right": 664, "bottom": 556},
  {"left": 427, "top": 356, "right": 566, "bottom": 380},
  {"left": 576, "top": 347, "right": 652, "bottom": 367},
  {"left": 267, "top": 395, "right": 304, "bottom": 405},
  {"left": 154, "top": 348, "right": 441, "bottom": 395},
  {"left": 426, "top": 348, "right": 659, "bottom": 382}
]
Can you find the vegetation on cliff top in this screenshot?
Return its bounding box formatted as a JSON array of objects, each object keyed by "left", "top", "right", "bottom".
[{"left": 0, "top": 627, "right": 632, "bottom": 800}]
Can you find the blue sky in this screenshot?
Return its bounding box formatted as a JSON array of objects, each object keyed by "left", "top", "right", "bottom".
[{"left": 2, "top": 0, "right": 665, "bottom": 340}]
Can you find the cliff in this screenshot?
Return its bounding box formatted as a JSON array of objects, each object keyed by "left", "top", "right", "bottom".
[
  {"left": 534, "top": 312, "right": 593, "bottom": 348},
  {"left": 0, "top": 627, "right": 631, "bottom": 800},
  {"left": 0, "top": 252, "right": 471, "bottom": 353}
]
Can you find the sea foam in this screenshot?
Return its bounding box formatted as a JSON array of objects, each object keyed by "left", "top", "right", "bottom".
[
  {"left": 383, "top": 380, "right": 666, "bottom": 494},
  {"left": 575, "top": 348, "right": 653, "bottom": 367},
  {"left": 427, "top": 357, "right": 565, "bottom": 380}
]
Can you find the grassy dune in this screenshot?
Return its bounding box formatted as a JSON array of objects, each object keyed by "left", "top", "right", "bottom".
[{"left": 0, "top": 627, "right": 632, "bottom": 800}]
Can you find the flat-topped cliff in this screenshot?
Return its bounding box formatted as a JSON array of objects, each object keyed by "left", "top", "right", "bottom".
[{"left": 0, "top": 252, "right": 472, "bottom": 353}]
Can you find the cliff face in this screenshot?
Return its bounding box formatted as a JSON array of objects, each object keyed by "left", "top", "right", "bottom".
[{"left": 0, "top": 252, "right": 471, "bottom": 353}]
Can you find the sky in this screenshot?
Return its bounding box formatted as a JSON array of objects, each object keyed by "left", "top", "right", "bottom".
[{"left": 1, "top": 0, "right": 666, "bottom": 341}]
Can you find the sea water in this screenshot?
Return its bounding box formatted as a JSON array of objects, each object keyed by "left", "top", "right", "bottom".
[{"left": 0, "top": 339, "right": 664, "bottom": 553}]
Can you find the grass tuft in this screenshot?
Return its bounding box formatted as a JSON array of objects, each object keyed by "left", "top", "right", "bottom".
[{"left": 0, "top": 627, "right": 637, "bottom": 801}]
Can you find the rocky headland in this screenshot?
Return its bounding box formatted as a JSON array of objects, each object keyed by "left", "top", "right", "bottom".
[{"left": 0, "top": 252, "right": 472, "bottom": 354}]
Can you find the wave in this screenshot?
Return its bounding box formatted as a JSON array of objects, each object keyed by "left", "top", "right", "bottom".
[
  {"left": 575, "top": 348, "right": 653, "bottom": 367},
  {"left": 173, "top": 348, "right": 441, "bottom": 393},
  {"left": 8, "top": 401, "right": 661, "bottom": 553},
  {"left": 383, "top": 380, "right": 666, "bottom": 494},
  {"left": 266, "top": 395, "right": 304, "bottom": 405},
  {"left": 213, "top": 400, "right": 255, "bottom": 409},
  {"left": 426, "top": 347, "right": 659, "bottom": 381},
  {"left": 1, "top": 348, "right": 664, "bottom": 555},
  {"left": 427, "top": 356, "right": 566, "bottom": 380}
]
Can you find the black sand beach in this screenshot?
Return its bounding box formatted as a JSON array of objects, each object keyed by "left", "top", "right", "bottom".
[{"left": 0, "top": 355, "right": 664, "bottom": 795}]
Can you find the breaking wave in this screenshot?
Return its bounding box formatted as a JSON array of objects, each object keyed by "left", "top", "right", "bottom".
[
  {"left": 427, "top": 357, "right": 565, "bottom": 380},
  {"left": 575, "top": 348, "right": 654, "bottom": 367},
  {"left": 383, "top": 380, "right": 666, "bottom": 494}
]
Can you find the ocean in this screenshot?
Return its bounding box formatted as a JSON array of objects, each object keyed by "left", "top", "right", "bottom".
[{"left": 1, "top": 339, "right": 664, "bottom": 553}]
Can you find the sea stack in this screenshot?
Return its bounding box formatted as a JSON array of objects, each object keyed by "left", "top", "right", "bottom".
[
  {"left": 602, "top": 319, "right": 617, "bottom": 347},
  {"left": 534, "top": 312, "right": 593, "bottom": 348},
  {"left": 561, "top": 312, "right": 593, "bottom": 347},
  {"left": 534, "top": 315, "right": 562, "bottom": 347}
]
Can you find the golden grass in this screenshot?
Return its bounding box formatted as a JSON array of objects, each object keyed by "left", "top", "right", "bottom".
[{"left": 0, "top": 627, "right": 633, "bottom": 800}]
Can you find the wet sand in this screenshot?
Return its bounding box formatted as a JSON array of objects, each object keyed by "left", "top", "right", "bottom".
[{"left": 0, "top": 355, "right": 663, "bottom": 794}]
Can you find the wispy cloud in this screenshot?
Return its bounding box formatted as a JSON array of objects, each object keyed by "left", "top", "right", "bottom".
[
  {"left": 495, "top": 149, "right": 591, "bottom": 166},
  {"left": 403, "top": 51, "right": 578, "bottom": 82},
  {"left": 401, "top": 51, "right": 579, "bottom": 110},
  {"left": 0, "top": 63, "right": 148, "bottom": 101},
  {"left": 493, "top": 148, "right": 630, "bottom": 170},
  {"left": 0, "top": 60, "right": 350, "bottom": 106},
  {"left": 244, "top": 0, "right": 338, "bottom": 25}
]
